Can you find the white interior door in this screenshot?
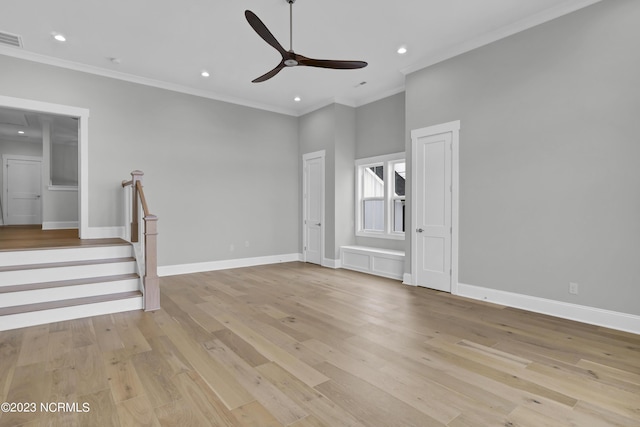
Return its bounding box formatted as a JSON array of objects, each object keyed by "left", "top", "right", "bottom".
[
  {"left": 303, "top": 152, "right": 324, "bottom": 265},
  {"left": 4, "top": 157, "right": 42, "bottom": 225},
  {"left": 412, "top": 128, "right": 454, "bottom": 292}
]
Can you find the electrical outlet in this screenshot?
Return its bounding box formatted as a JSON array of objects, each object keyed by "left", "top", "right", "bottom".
[{"left": 569, "top": 282, "right": 579, "bottom": 295}]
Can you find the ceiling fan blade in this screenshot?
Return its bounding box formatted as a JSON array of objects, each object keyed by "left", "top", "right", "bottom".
[
  {"left": 252, "top": 61, "right": 286, "bottom": 83},
  {"left": 245, "top": 10, "right": 287, "bottom": 57},
  {"left": 297, "top": 57, "right": 368, "bottom": 70}
]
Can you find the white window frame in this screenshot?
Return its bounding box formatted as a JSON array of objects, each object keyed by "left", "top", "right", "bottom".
[
  {"left": 389, "top": 159, "right": 406, "bottom": 235},
  {"left": 355, "top": 152, "right": 405, "bottom": 240}
]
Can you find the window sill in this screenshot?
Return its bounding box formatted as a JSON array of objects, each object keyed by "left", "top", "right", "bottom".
[
  {"left": 47, "top": 185, "right": 78, "bottom": 192},
  {"left": 356, "top": 231, "right": 405, "bottom": 240}
]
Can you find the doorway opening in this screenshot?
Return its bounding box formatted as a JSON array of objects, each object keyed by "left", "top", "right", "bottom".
[{"left": 0, "top": 95, "right": 89, "bottom": 237}]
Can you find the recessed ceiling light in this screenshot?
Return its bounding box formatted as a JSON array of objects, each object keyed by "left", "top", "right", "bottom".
[
  {"left": 294, "top": 96, "right": 301, "bottom": 102},
  {"left": 52, "top": 33, "right": 66, "bottom": 42},
  {"left": 201, "top": 71, "right": 210, "bottom": 77},
  {"left": 18, "top": 130, "right": 25, "bottom": 134},
  {"left": 397, "top": 46, "right": 408, "bottom": 55}
]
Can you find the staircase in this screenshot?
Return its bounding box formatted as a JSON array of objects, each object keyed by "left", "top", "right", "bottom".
[{"left": 0, "top": 240, "right": 144, "bottom": 331}]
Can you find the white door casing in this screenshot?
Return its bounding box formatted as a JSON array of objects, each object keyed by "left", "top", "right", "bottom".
[
  {"left": 3, "top": 156, "right": 42, "bottom": 225},
  {"left": 302, "top": 151, "right": 325, "bottom": 265},
  {"left": 411, "top": 121, "right": 460, "bottom": 293},
  {"left": 0, "top": 95, "right": 89, "bottom": 237}
]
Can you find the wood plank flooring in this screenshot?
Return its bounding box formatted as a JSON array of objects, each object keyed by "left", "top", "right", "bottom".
[
  {"left": 0, "top": 226, "right": 126, "bottom": 251},
  {"left": 0, "top": 262, "right": 638, "bottom": 426}
]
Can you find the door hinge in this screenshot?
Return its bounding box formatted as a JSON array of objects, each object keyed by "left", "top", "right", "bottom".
[{"left": 304, "top": 246, "right": 307, "bottom": 251}]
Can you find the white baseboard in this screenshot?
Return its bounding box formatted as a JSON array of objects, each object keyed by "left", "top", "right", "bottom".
[
  {"left": 42, "top": 221, "right": 79, "bottom": 230},
  {"left": 457, "top": 283, "right": 640, "bottom": 335},
  {"left": 402, "top": 273, "right": 414, "bottom": 286},
  {"left": 323, "top": 258, "right": 341, "bottom": 269},
  {"left": 82, "top": 226, "right": 125, "bottom": 239},
  {"left": 158, "top": 253, "right": 302, "bottom": 277}
]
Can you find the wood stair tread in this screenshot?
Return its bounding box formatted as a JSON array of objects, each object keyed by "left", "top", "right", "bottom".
[
  {"left": 0, "top": 291, "right": 143, "bottom": 316},
  {"left": 0, "top": 257, "right": 136, "bottom": 273},
  {"left": 0, "top": 273, "right": 140, "bottom": 294}
]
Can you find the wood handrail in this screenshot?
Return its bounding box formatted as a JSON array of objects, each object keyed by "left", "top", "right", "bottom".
[
  {"left": 122, "top": 170, "right": 159, "bottom": 312},
  {"left": 135, "top": 181, "right": 151, "bottom": 218}
]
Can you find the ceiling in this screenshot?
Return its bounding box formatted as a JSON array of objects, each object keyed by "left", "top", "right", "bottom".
[
  {"left": 0, "top": 107, "right": 78, "bottom": 145},
  {"left": 0, "top": 0, "right": 599, "bottom": 116}
]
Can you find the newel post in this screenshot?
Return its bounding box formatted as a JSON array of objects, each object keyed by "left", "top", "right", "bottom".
[
  {"left": 143, "top": 214, "right": 160, "bottom": 311},
  {"left": 130, "top": 170, "right": 144, "bottom": 243}
]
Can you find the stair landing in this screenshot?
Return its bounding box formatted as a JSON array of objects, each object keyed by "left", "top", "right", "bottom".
[
  {"left": 0, "top": 226, "right": 144, "bottom": 331},
  {"left": 0, "top": 226, "right": 124, "bottom": 251}
]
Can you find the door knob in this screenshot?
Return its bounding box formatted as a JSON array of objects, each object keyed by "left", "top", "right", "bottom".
[
  {"left": 416, "top": 228, "right": 424, "bottom": 233},
  {"left": 315, "top": 223, "right": 321, "bottom": 226}
]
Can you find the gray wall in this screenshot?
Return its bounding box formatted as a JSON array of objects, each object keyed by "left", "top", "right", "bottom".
[
  {"left": 0, "top": 139, "right": 42, "bottom": 158},
  {"left": 41, "top": 123, "right": 79, "bottom": 225},
  {"left": 334, "top": 104, "right": 356, "bottom": 259},
  {"left": 299, "top": 103, "right": 358, "bottom": 261},
  {"left": 0, "top": 55, "right": 300, "bottom": 267},
  {"left": 299, "top": 104, "right": 336, "bottom": 260},
  {"left": 356, "top": 92, "right": 405, "bottom": 159},
  {"left": 299, "top": 96, "right": 406, "bottom": 259},
  {"left": 355, "top": 91, "right": 406, "bottom": 251},
  {"left": 405, "top": 0, "right": 640, "bottom": 315}
]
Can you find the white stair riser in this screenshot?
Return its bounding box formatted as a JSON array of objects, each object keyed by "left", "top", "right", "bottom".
[
  {"left": 0, "top": 261, "right": 137, "bottom": 287},
  {"left": 0, "top": 245, "right": 133, "bottom": 267},
  {"left": 0, "top": 279, "right": 141, "bottom": 308},
  {"left": 0, "top": 297, "right": 144, "bottom": 331}
]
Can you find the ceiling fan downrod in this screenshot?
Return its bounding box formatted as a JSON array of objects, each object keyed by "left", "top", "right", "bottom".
[
  {"left": 284, "top": 0, "right": 297, "bottom": 66},
  {"left": 288, "top": 0, "right": 295, "bottom": 52}
]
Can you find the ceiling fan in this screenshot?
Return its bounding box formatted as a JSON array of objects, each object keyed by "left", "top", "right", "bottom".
[{"left": 245, "top": 0, "right": 367, "bottom": 83}]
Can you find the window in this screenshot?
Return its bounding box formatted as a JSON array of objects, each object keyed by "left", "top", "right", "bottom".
[
  {"left": 355, "top": 152, "right": 405, "bottom": 239},
  {"left": 392, "top": 161, "right": 406, "bottom": 233}
]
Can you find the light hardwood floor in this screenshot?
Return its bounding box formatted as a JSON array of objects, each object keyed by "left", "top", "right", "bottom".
[
  {"left": 0, "top": 227, "right": 126, "bottom": 252},
  {"left": 1, "top": 262, "right": 638, "bottom": 426}
]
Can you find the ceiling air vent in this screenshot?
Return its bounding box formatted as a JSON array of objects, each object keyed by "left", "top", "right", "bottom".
[{"left": 0, "top": 31, "right": 22, "bottom": 48}]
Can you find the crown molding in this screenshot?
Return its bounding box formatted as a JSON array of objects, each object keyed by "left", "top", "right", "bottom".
[
  {"left": 401, "top": 0, "right": 602, "bottom": 76},
  {"left": 0, "top": 48, "right": 298, "bottom": 117},
  {"left": 353, "top": 85, "right": 405, "bottom": 108}
]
